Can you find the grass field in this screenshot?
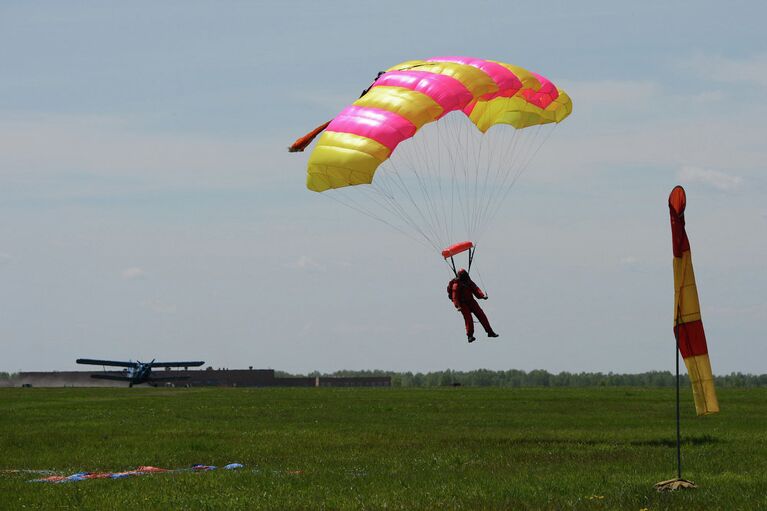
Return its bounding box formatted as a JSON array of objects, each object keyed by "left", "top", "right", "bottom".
[{"left": 1, "top": 387, "right": 765, "bottom": 510}]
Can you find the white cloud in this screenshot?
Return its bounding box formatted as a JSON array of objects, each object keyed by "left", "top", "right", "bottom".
[
  {"left": 121, "top": 267, "right": 146, "bottom": 280},
  {"left": 0, "top": 253, "right": 11, "bottom": 265},
  {"left": 0, "top": 113, "right": 285, "bottom": 187},
  {"left": 286, "top": 90, "right": 353, "bottom": 110},
  {"left": 285, "top": 255, "right": 326, "bottom": 273},
  {"left": 708, "top": 302, "right": 767, "bottom": 320},
  {"left": 141, "top": 298, "right": 177, "bottom": 315},
  {"left": 687, "top": 90, "right": 726, "bottom": 103},
  {"left": 531, "top": 113, "right": 766, "bottom": 185},
  {"left": 620, "top": 256, "right": 639, "bottom": 265},
  {"left": 560, "top": 78, "right": 727, "bottom": 112},
  {"left": 678, "top": 166, "right": 743, "bottom": 192},
  {"left": 526, "top": 74, "right": 766, "bottom": 186},
  {"left": 562, "top": 79, "right": 660, "bottom": 106},
  {"left": 683, "top": 53, "right": 767, "bottom": 88},
  {"left": 332, "top": 321, "right": 397, "bottom": 336}
]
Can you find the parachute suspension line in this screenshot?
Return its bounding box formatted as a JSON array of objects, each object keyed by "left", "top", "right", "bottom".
[
  {"left": 319, "top": 190, "right": 433, "bottom": 251},
  {"left": 336, "top": 159, "right": 453, "bottom": 254},
  {"left": 437, "top": 115, "right": 465, "bottom": 247},
  {"left": 446, "top": 117, "right": 464, "bottom": 242},
  {"left": 471, "top": 94, "right": 549, "bottom": 244},
  {"left": 329, "top": 187, "right": 430, "bottom": 248},
  {"left": 378, "top": 112, "right": 485, "bottom": 251},
  {"left": 473, "top": 127, "right": 496, "bottom": 241},
  {"left": 294, "top": 57, "right": 574, "bottom": 264},
  {"left": 447, "top": 115, "right": 471, "bottom": 245},
  {"left": 369, "top": 184, "right": 444, "bottom": 253},
  {"left": 371, "top": 168, "right": 422, "bottom": 236},
  {"left": 472, "top": 125, "right": 524, "bottom": 240},
  {"left": 421, "top": 119, "right": 447, "bottom": 246},
  {"left": 383, "top": 152, "right": 446, "bottom": 249},
  {"left": 468, "top": 246, "right": 489, "bottom": 296},
  {"left": 472, "top": 128, "right": 495, "bottom": 239},
  {"left": 452, "top": 116, "right": 470, "bottom": 241},
  {"left": 464, "top": 123, "right": 493, "bottom": 243},
  {"left": 477, "top": 122, "right": 526, "bottom": 235},
  {"left": 368, "top": 174, "right": 444, "bottom": 252},
  {"left": 434, "top": 117, "right": 451, "bottom": 245},
  {"left": 318, "top": 111, "right": 559, "bottom": 257},
  {"left": 451, "top": 117, "right": 469, "bottom": 242},
  {"left": 468, "top": 126, "right": 483, "bottom": 242},
  {"left": 478, "top": 124, "right": 557, "bottom": 243},
  {"left": 484, "top": 127, "right": 515, "bottom": 230},
  {"left": 475, "top": 123, "right": 491, "bottom": 236},
  {"left": 411, "top": 125, "right": 449, "bottom": 247},
  {"left": 461, "top": 114, "right": 476, "bottom": 241},
  {"left": 471, "top": 120, "right": 486, "bottom": 242},
  {"left": 378, "top": 146, "right": 450, "bottom": 251},
  {"left": 427, "top": 120, "right": 448, "bottom": 230},
  {"left": 434, "top": 116, "right": 457, "bottom": 246},
  {"left": 449, "top": 256, "right": 457, "bottom": 276},
  {"left": 475, "top": 267, "right": 489, "bottom": 298},
  {"left": 379, "top": 122, "right": 446, "bottom": 249}
]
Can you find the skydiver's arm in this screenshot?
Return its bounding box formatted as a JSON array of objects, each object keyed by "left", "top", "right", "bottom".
[{"left": 471, "top": 282, "right": 487, "bottom": 300}]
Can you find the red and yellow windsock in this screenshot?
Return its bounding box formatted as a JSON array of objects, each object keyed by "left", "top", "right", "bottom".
[{"left": 669, "top": 186, "right": 719, "bottom": 416}]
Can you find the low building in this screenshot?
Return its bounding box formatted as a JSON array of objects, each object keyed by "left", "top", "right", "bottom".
[{"left": 12, "top": 368, "right": 390, "bottom": 388}]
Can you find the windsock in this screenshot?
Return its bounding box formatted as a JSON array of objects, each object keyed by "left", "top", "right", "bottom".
[{"left": 668, "top": 186, "right": 719, "bottom": 416}]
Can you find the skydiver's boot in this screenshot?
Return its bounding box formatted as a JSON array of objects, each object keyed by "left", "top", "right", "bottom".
[
  {"left": 488, "top": 331, "right": 499, "bottom": 338},
  {"left": 467, "top": 334, "right": 476, "bottom": 343}
]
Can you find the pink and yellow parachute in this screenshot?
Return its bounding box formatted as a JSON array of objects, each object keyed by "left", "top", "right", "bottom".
[{"left": 306, "top": 56, "right": 572, "bottom": 192}]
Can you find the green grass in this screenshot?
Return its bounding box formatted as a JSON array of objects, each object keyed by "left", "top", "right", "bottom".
[{"left": 0, "top": 387, "right": 765, "bottom": 510}]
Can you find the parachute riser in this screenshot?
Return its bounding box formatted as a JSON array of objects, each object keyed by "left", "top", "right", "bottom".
[{"left": 445, "top": 245, "right": 475, "bottom": 277}]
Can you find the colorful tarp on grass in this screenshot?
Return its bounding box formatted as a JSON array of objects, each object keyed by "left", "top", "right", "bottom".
[{"left": 31, "top": 463, "right": 243, "bottom": 483}]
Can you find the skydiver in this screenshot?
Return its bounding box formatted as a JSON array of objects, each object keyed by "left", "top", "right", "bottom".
[{"left": 447, "top": 269, "right": 499, "bottom": 343}]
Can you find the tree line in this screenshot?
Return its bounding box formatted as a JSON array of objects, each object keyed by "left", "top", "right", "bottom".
[
  {"left": 276, "top": 369, "right": 767, "bottom": 388},
  {"left": 3, "top": 369, "right": 765, "bottom": 388}
]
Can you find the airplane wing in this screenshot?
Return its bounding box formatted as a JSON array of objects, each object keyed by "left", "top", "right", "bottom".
[
  {"left": 90, "top": 374, "right": 134, "bottom": 382},
  {"left": 77, "top": 358, "right": 136, "bottom": 367},
  {"left": 149, "top": 361, "right": 205, "bottom": 368}
]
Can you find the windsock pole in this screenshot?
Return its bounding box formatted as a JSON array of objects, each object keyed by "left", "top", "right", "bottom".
[{"left": 675, "top": 324, "right": 682, "bottom": 480}]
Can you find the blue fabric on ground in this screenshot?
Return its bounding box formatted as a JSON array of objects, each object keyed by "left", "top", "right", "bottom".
[{"left": 30, "top": 463, "right": 244, "bottom": 483}]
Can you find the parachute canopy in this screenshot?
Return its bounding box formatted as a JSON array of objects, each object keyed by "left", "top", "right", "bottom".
[
  {"left": 306, "top": 56, "right": 571, "bottom": 193},
  {"left": 300, "top": 56, "right": 572, "bottom": 256}
]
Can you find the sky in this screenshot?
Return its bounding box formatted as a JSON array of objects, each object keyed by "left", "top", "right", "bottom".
[{"left": 1, "top": 1, "right": 765, "bottom": 374}]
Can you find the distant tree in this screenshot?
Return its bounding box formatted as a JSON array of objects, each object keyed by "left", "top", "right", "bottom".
[{"left": 264, "top": 368, "right": 766, "bottom": 388}]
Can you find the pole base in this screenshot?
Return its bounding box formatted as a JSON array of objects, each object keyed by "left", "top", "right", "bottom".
[{"left": 654, "top": 478, "right": 697, "bottom": 491}]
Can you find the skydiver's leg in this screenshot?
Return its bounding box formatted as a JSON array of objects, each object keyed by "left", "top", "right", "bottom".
[
  {"left": 460, "top": 308, "right": 474, "bottom": 337},
  {"left": 471, "top": 303, "right": 495, "bottom": 335}
]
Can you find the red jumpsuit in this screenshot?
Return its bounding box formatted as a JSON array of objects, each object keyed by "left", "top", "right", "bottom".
[{"left": 447, "top": 275, "right": 493, "bottom": 337}]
